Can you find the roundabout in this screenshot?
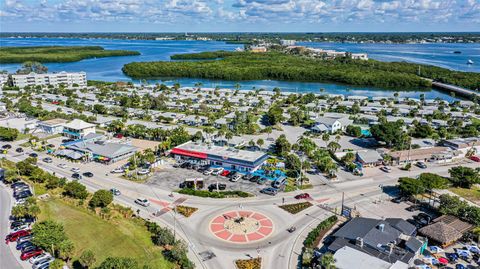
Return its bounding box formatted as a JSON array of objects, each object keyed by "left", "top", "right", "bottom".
[{"left": 209, "top": 210, "right": 274, "bottom": 243}]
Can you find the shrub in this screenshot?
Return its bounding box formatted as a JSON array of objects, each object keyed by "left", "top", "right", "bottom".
[
  {"left": 64, "top": 181, "right": 88, "bottom": 199},
  {"left": 79, "top": 249, "right": 96, "bottom": 268},
  {"left": 235, "top": 258, "right": 261, "bottom": 269},
  {"left": 96, "top": 257, "right": 139, "bottom": 269},
  {"left": 152, "top": 227, "right": 176, "bottom": 246},
  {"left": 89, "top": 189, "right": 113, "bottom": 208},
  {"left": 279, "top": 202, "right": 313, "bottom": 214},
  {"left": 175, "top": 205, "right": 198, "bottom": 217},
  {"left": 303, "top": 216, "right": 338, "bottom": 248},
  {"left": 178, "top": 188, "right": 251, "bottom": 198}
]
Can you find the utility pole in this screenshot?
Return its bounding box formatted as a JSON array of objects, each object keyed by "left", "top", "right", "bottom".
[{"left": 341, "top": 192, "right": 345, "bottom": 216}]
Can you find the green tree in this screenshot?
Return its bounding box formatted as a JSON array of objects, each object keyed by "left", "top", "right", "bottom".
[
  {"left": 32, "top": 220, "right": 68, "bottom": 256},
  {"left": 449, "top": 166, "right": 480, "bottom": 189},
  {"left": 273, "top": 134, "right": 291, "bottom": 156},
  {"left": 64, "top": 181, "right": 88, "bottom": 199},
  {"left": 89, "top": 189, "right": 113, "bottom": 208},
  {"left": 398, "top": 177, "right": 425, "bottom": 196},
  {"left": 49, "top": 259, "right": 64, "bottom": 269},
  {"left": 418, "top": 173, "right": 449, "bottom": 190},
  {"left": 370, "top": 121, "right": 408, "bottom": 149},
  {"left": 79, "top": 249, "right": 96, "bottom": 268},
  {"left": 266, "top": 104, "right": 284, "bottom": 125},
  {"left": 0, "top": 127, "right": 19, "bottom": 141},
  {"left": 96, "top": 257, "right": 139, "bottom": 269},
  {"left": 345, "top": 125, "right": 362, "bottom": 137},
  {"left": 152, "top": 227, "right": 176, "bottom": 246},
  {"left": 327, "top": 141, "right": 341, "bottom": 153},
  {"left": 438, "top": 194, "right": 468, "bottom": 216},
  {"left": 57, "top": 239, "right": 75, "bottom": 262}
]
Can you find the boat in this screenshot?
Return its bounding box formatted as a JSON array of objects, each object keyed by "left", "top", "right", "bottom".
[
  {"left": 467, "top": 59, "right": 474, "bottom": 65},
  {"left": 453, "top": 51, "right": 461, "bottom": 54}
]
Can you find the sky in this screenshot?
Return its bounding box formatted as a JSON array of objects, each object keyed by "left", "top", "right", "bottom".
[{"left": 0, "top": 0, "right": 479, "bottom": 32}]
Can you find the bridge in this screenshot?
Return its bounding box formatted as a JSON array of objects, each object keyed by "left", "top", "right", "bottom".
[{"left": 429, "top": 80, "right": 480, "bottom": 99}]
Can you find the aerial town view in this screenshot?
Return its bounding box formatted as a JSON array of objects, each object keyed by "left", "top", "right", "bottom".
[{"left": 0, "top": 1, "right": 480, "bottom": 269}]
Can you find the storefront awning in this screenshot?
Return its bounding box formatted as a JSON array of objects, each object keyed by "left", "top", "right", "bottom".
[{"left": 171, "top": 148, "right": 207, "bottom": 159}]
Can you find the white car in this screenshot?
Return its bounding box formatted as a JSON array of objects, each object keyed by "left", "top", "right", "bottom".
[
  {"left": 71, "top": 167, "right": 80, "bottom": 173},
  {"left": 33, "top": 257, "right": 55, "bottom": 269},
  {"left": 203, "top": 169, "right": 214, "bottom": 175},
  {"left": 137, "top": 169, "right": 150, "bottom": 175},
  {"left": 12, "top": 224, "right": 29, "bottom": 232},
  {"left": 212, "top": 168, "right": 224, "bottom": 176},
  {"left": 57, "top": 163, "right": 68, "bottom": 169},
  {"left": 14, "top": 198, "right": 26, "bottom": 205},
  {"left": 29, "top": 253, "right": 52, "bottom": 264},
  {"left": 380, "top": 166, "right": 392, "bottom": 173},
  {"left": 135, "top": 198, "right": 150, "bottom": 207},
  {"left": 230, "top": 174, "right": 242, "bottom": 182},
  {"left": 111, "top": 167, "right": 124, "bottom": 173}
]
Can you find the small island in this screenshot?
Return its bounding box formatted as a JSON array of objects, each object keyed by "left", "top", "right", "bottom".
[
  {"left": 123, "top": 51, "right": 480, "bottom": 90},
  {"left": 0, "top": 46, "right": 140, "bottom": 63}
]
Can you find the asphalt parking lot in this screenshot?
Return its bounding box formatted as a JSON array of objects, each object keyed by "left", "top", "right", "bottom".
[{"left": 146, "top": 165, "right": 278, "bottom": 195}]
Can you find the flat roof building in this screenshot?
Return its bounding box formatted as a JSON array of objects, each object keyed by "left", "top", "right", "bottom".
[
  {"left": 62, "top": 119, "right": 96, "bottom": 139},
  {"left": 12, "top": 71, "right": 86, "bottom": 88},
  {"left": 61, "top": 138, "right": 137, "bottom": 164},
  {"left": 36, "top": 118, "right": 68, "bottom": 134},
  {"left": 171, "top": 141, "right": 269, "bottom": 172}
]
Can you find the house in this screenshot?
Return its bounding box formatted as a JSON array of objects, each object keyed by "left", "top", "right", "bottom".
[
  {"left": 328, "top": 217, "right": 422, "bottom": 267},
  {"left": 62, "top": 119, "right": 96, "bottom": 139},
  {"left": 441, "top": 137, "right": 480, "bottom": 155},
  {"left": 356, "top": 150, "right": 383, "bottom": 167},
  {"left": 387, "top": 147, "right": 459, "bottom": 165},
  {"left": 181, "top": 115, "right": 208, "bottom": 126},
  {"left": 333, "top": 246, "right": 408, "bottom": 269},
  {"left": 36, "top": 118, "right": 68, "bottom": 134},
  {"left": 311, "top": 116, "right": 352, "bottom": 134}
]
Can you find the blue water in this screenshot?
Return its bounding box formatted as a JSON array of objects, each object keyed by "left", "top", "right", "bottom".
[{"left": 1, "top": 37, "right": 478, "bottom": 100}]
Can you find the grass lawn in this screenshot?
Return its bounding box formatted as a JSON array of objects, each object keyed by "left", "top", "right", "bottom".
[
  {"left": 38, "top": 198, "right": 174, "bottom": 268},
  {"left": 450, "top": 187, "right": 480, "bottom": 204}
]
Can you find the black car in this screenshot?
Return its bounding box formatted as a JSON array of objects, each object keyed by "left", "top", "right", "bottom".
[
  {"left": 29, "top": 153, "right": 38, "bottom": 158},
  {"left": 72, "top": 173, "right": 82, "bottom": 180},
  {"left": 16, "top": 241, "right": 34, "bottom": 251},
  {"left": 2, "top": 144, "right": 12, "bottom": 149},
  {"left": 180, "top": 162, "right": 189, "bottom": 169},
  {"left": 249, "top": 175, "right": 260, "bottom": 182},
  {"left": 256, "top": 178, "right": 267, "bottom": 184},
  {"left": 406, "top": 205, "right": 421, "bottom": 212},
  {"left": 208, "top": 183, "right": 226, "bottom": 191},
  {"left": 197, "top": 166, "right": 208, "bottom": 172},
  {"left": 82, "top": 172, "right": 94, "bottom": 177},
  {"left": 11, "top": 182, "right": 28, "bottom": 189},
  {"left": 14, "top": 190, "right": 33, "bottom": 199},
  {"left": 243, "top": 174, "right": 254, "bottom": 180},
  {"left": 227, "top": 171, "right": 238, "bottom": 179},
  {"left": 15, "top": 147, "right": 24, "bottom": 153},
  {"left": 10, "top": 221, "right": 26, "bottom": 229},
  {"left": 391, "top": 196, "right": 407, "bottom": 204}
]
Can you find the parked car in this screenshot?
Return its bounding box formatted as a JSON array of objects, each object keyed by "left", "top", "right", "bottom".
[
  {"left": 16, "top": 147, "right": 24, "bottom": 153},
  {"left": 212, "top": 168, "right": 224, "bottom": 176},
  {"left": 10, "top": 221, "right": 27, "bottom": 229},
  {"left": 5, "top": 230, "right": 31, "bottom": 243},
  {"left": 12, "top": 224, "right": 30, "bottom": 232},
  {"left": 11, "top": 182, "right": 28, "bottom": 189},
  {"left": 29, "top": 153, "right": 38, "bottom": 158},
  {"left": 380, "top": 166, "right": 392, "bottom": 173},
  {"left": 29, "top": 253, "right": 52, "bottom": 264},
  {"left": 272, "top": 178, "right": 287, "bottom": 188},
  {"left": 72, "top": 173, "right": 82, "bottom": 180},
  {"left": 137, "top": 169, "right": 150, "bottom": 175},
  {"left": 180, "top": 162, "right": 190, "bottom": 169},
  {"left": 42, "top": 157, "right": 53, "bottom": 163},
  {"left": 260, "top": 187, "right": 278, "bottom": 196},
  {"left": 470, "top": 156, "right": 480, "bottom": 162},
  {"left": 227, "top": 171, "right": 237, "bottom": 179},
  {"left": 21, "top": 249, "right": 43, "bottom": 260},
  {"left": 57, "top": 163, "right": 68, "bottom": 169},
  {"left": 415, "top": 162, "right": 427, "bottom": 169},
  {"left": 71, "top": 167, "right": 80, "bottom": 173},
  {"left": 17, "top": 234, "right": 34, "bottom": 244},
  {"left": 414, "top": 213, "right": 432, "bottom": 225},
  {"left": 32, "top": 256, "right": 54, "bottom": 269},
  {"left": 21, "top": 244, "right": 38, "bottom": 253},
  {"left": 230, "top": 174, "right": 242, "bottom": 182},
  {"left": 294, "top": 193, "right": 311, "bottom": 199},
  {"left": 16, "top": 241, "right": 34, "bottom": 250},
  {"left": 110, "top": 188, "right": 121, "bottom": 196},
  {"left": 249, "top": 175, "right": 260, "bottom": 183},
  {"left": 256, "top": 178, "right": 267, "bottom": 185},
  {"left": 197, "top": 166, "right": 208, "bottom": 173},
  {"left": 220, "top": 170, "right": 230, "bottom": 177},
  {"left": 243, "top": 174, "right": 254, "bottom": 181},
  {"left": 203, "top": 168, "right": 214, "bottom": 175},
  {"left": 82, "top": 172, "right": 94, "bottom": 177},
  {"left": 391, "top": 196, "right": 407, "bottom": 204},
  {"left": 406, "top": 205, "right": 421, "bottom": 212},
  {"left": 208, "top": 183, "right": 227, "bottom": 191},
  {"left": 135, "top": 198, "right": 150, "bottom": 207},
  {"left": 35, "top": 262, "right": 52, "bottom": 269},
  {"left": 14, "top": 190, "right": 33, "bottom": 199}
]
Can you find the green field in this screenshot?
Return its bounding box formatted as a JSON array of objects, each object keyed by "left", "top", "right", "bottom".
[
  {"left": 123, "top": 51, "right": 480, "bottom": 90},
  {"left": 0, "top": 46, "right": 140, "bottom": 63},
  {"left": 450, "top": 187, "right": 480, "bottom": 204},
  {"left": 38, "top": 198, "right": 173, "bottom": 268}
]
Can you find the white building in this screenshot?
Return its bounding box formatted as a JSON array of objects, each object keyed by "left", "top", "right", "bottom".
[
  {"left": 280, "top": 39, "right": 296, "bottom": 46},
  {"left": 62, "top": 119, "right": 96, "bottom": 139},
  {"left": 312, "top": 116, "right": 353, "bottom": 134},
  {"left": 12, "top": 71, "right": 87, "bottom": 88},
  {"left": 0, "top": 74, "right": 9, "bottom": 88}
]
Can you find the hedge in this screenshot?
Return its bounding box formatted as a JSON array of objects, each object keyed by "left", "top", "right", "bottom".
[{"left": 303, "top": 215, "right": 338, "bottom": 248}]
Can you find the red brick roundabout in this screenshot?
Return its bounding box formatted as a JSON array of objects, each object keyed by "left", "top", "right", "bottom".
[{"left": 209, "top": 210, "right": 274, "bottom": 243}]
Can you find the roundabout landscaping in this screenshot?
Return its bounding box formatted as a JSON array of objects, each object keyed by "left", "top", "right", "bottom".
[{"left": 209, "top": 210, "right": 274, "bottom": 244}]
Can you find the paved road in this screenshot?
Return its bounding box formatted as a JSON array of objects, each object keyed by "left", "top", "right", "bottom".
[
  {"left": 0, "top": 184, "right": 23, "bottom": 269},
  {"left": 2, "top": 140, "right": 479, "bottom": 269}
]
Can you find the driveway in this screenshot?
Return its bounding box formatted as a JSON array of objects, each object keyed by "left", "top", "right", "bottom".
[{"left": 0, "top": 184, "right": 24, "bottom": 269}]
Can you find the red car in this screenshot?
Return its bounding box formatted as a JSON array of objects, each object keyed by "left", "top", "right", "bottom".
[
  {"left": 5, "top": 229, "right": 31, "bottom": 244},
  {"left": 220, "top": 170, "right": 230, "bottom": 177},
  {"left": 294, "top": 193, "right": 311, "bottom": 199},
  {"left": 470, "top": 156, "right": 480, "bottom": 162},
  {"left": 21, "top": 249, "right": 43, "bottom": 260}
]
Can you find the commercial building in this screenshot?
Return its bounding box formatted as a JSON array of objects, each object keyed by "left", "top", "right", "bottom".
[
  {"left": 328, "top": 217, "right": 423, "bottom": 268},
  {"left": 171, "top": 141, "right": 269, "bottom": 172},
  {"left": 280, "top": 39, "right": 296, "bottom": 46},
  {"left": 11, "top": 71, "right": 87, "bottom": 88},
  {"left": 356, "top": 150, "right": 383, "bottom": 167},
  {"left": 36, "top": 118, "right": 68, "bottom": 134},
  {"left": 62, "top": 119, "right": 96, "bottom": 139},
  {"left": 387, "top": 147, "right": 460, "bottom": 165}
]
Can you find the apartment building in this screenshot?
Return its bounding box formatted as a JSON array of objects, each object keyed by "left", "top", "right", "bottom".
[{"left": 12, "top": 71, "right": 87, "bottom": 88}]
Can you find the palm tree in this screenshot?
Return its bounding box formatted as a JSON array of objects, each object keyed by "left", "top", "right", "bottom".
[{"left": 320, "top": 252, "right": 336, "bottom": 269}]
